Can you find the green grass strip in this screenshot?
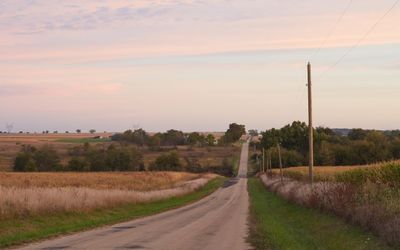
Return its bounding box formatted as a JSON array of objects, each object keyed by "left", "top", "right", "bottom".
[
  {"left": 0, "top": 177, "right": 224, "bottom": 248},
  {"left": 248, "top": 178, "right": 390, "bottom": 250}
]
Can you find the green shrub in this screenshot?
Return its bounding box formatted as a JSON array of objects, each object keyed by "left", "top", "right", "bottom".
[
  {"left": 150, "top": 152, "right": 182, "bottom": 171},
  {"left": 13, "top": 152, "right": 33, "bottom": 172},
  {"left": 33, "top": 145, "right": 61, "bottom": 171},
  {"left": 68, "top": 157, "right": 89, "bottom": 172}
]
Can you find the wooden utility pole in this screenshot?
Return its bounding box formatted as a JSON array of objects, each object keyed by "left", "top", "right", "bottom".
[
  {"left": 307, "top": 62, "right": 314, "bottom": 184},
  {"left": 269, "top": 152, "right": 272, "bottom": 175},
  {"left": 277, "top": 143, "right": 283, "bottom": 182},
  {"left": 262, "top": 148, "right": 265, "bottom": 172},
  {"left": 266, "top": 152, "right": 269, "bottom": 173}
]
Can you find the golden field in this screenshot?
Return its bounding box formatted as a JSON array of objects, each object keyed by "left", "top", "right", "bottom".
[
  {"left": 0, "top": 172, "right": 201, "bottom": 191},
  {"left": 0, "top": 172, "right": 215, "bottom": 219}
]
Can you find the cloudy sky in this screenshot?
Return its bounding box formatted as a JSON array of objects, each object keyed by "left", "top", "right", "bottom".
[{"left": 1, "top": 0, "right": 399, "bottom": 132}]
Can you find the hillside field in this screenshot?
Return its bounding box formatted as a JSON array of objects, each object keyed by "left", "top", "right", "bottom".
[{"left": 0, "top": 133, "right": 231, "bottom": 171}]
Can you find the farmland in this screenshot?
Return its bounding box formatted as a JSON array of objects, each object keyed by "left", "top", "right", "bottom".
[
  {"left": 0, "top": 133, "right": 112, "bottom": 171},
  {"left": 0, "top": 175, "right": 224, "bottom": 248},
  {"left": 0, "top": 172, "right": 215, "bottom": 220},
  {"left": 271, "top": 160, "right": 400, "bottom": 182},
  {"left": 0, "top": 172, "right": 201, "bottom": 191},
  {"left": 0, "top": 132, "right": 237, "bottom": 172}
]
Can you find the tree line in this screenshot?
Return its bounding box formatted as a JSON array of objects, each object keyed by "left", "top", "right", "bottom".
[
  {"left": 14, "top": 143, "right": 144, "bottom": 172},
  {"left": 111, "top": 129, "right": 216, "bottom": 148},
  {"left": 13, "top": 143, "right": 237, "bottom": 176},
  {"left": 256, "top": 121, "right": 400, "bottom": 167},
  {"left": 13, "top": 123, "right": 246, "bottom": 176},
  {"left": 111, "top": 123, "right": 246, "bottom": 148}
]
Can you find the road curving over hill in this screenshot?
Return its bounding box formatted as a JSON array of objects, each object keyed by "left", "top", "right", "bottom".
[{"left": 19, "top": 142, "right": 251, "bottom": 250}]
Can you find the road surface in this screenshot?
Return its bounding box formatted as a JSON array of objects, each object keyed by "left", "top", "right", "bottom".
[{"left": 20, "top": 142, "right": 250, "bottom": 250}]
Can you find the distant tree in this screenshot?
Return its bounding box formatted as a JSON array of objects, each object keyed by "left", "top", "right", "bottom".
[
  {"left": 365, "top": 131, "right": 391, "bottom": 162},
  {"left": 391, "top": 138, "right": 400, "bottom": 159},
  {"left": 105, "top": 145, "right": 143, "bottom": 171},
  {"left": 33, "top": 145, "right": 62, "bottom": 171},
  {"left": 65, "top": 131, "right": 69, "bottom": 134},
  {"left": 187, "top": 132, "right": 205, "bottom": 146},
  {"left": 163, "top": 130, "right": 186, "bottom": 146},
  {"left": 131, "top": 129, "right": 149, "bottom": 146},
  {"left": 260, "top": 128, "right": 281, "bottom": 149},
  {"left": 68, "top": 157, "right": 89, "bottom": 171},
  {"left": 348, "top": 128, "right": 369, "bottom": 141},
  {"left": 147, "top": 134, "right": 162, "bottom": 150},
  {"left": 111, "top": 129, "right": 149, "bottom": 146},
  {"left": 221, "top": 123, "right": 246, "bottom": 144},
  {"left": 53, "top": 131, "right": 58, "bottom": 134},
  {"left": 85, "top": 147, "right": 108, "bottom": 171},
  {"left": 14, "top": 152, "right": 34, "bottom": 171},
  {"left": 76, "top": 129, "right": 81, "bottom": 134},
  {"left": 25, "top": 158, "right": 38, "bottom": 172},
  {"left": 150, "top": 152, "right": 182, "bottom": 171},
  {"left": 206, "top": 134, "right": 216, "bottom": 146},
  {"left": 14, "top": 146, "right": 38, "bottom": 172},
  {"left": 316, "top": 141, "right": 335, "bottom": 166},
  {"left": 248, "top": 129, "right": 259, "bottom": 137},
  {"left": 89, "top": 129, "right": 96, "bottom": 134}
]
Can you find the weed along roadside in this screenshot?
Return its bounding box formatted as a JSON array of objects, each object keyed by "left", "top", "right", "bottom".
[
  {"left": 261, "top": 161, "right": 400, "bottom": 248},
  {"left": 248, "top": 178, "right": 390, "bottom": 250},
  {"left": 0, "top": 177, "right": 225, "bottom": 248}
]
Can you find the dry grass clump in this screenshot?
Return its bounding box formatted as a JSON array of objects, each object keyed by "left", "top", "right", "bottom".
[
  {"left": 261, "top": 171, "right": 400, "bottom": 248},
  {"left": 0, "top": 175, "right": 215, "bottom": 219},
  {"left": 0, "top": 172, "right": 200, "bottom": 191}
]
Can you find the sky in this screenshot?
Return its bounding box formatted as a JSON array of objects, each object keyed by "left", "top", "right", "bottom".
[{"left": 1, "top": 0, "right": 400, "bottom": 132}]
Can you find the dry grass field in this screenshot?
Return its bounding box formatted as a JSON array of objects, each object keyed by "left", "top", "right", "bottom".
[
  {"left": 0, "top": 172, "right": 215, "bottom": 219},
  {"left": 0, "top": 172, "right": 200, "bottom": 191}
]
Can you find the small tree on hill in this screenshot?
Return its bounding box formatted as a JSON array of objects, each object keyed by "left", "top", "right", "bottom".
[{"left": 150, "top": 152, "right": 182, "bottom": 171}]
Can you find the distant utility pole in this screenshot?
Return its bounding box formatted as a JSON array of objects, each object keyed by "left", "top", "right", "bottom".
[
  {"left": 269, "top": 152, "right": 272, "bottom": 175},
  {"left": 277, "top": 143, "right": 283, "bottom": 183},
  {"left": 262, "top": 148, "right": 265, "bottom": 172},
  {"left": 307, "top": 62, "right": 314, "bottom": 184}
]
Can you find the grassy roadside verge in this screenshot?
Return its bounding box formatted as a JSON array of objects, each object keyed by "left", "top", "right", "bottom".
[
  {"left": 0, "top": 177, "right": 224, "bottom": 248},
  {"left": 248, "top": 178, "right": 390, "bottom": 250}
]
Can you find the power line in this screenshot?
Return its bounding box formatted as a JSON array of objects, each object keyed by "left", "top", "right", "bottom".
[
  {"left": 318, "top": 0, "right": 400, "bottom": 78},
  {"left": 310, "top": 0, "right": 354, "bottom": 61}
]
